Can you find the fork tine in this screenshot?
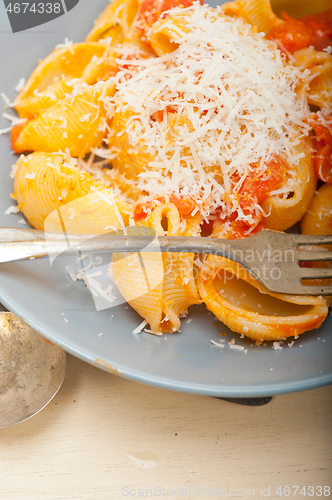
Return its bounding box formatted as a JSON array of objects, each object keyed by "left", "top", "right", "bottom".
[
  {"left": 296, "top": 284, "right": 332, "bottom": 296},
  {"left": 294, "top": 234, "right": 332, "bottom": 246},
  {"left": 298, "top": 251, "right": 332, "bottom": 262},
  {"left": 301, "top": 267, "right": 332, "bottom": 279}
]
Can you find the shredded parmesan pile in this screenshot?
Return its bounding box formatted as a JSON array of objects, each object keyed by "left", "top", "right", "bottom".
[{"left": 108, "top": 3, "right": 311, "bottom": 220}]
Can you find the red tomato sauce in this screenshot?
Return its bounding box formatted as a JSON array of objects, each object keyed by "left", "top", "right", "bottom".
[
  {"left": 137, "top": 0, "right": 204, "bottom": 41},
  {"left": 134, "top": 194, "right": 196, "bottom": 220},
  {"left": 214, "top": 210, "right": 264, "bottom": 239},
  {"left": 214, "top": 157, "right": 285, "bottom": 239},
  {"left": 310, "top": 114, "right": 332, "bottom": 184},
  {"left": 238, "top": 156, "right": 285, "bottom": 208},
  {"left": 266, "top": 9, "right": 332, "bottom": 54}
]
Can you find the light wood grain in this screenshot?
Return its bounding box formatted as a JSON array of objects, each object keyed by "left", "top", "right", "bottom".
[{"left": 0, "top": 354, "right": 331, "bottom": 500}]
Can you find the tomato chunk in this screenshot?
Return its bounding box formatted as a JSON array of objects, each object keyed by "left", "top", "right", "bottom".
[
  {"left": 137, "top": 0, "right": 204, "bottom": 40},
  {"left": 310, "top": 114, "right": 332, "bottom": 148},
  {"left": 215, "top": 214, "right": 264, "bottom": 240},
  {"left": 239, "top": 157, "right": 285, "bottom": 207},
  {"left": 314, "top": 145, "right": 332, "bottom": 184},
  {"left": 299, "top": 9, "right": 332, "bottom": 51},
  {"left": 266, "top": 10, "right": 332, "bottom": 54}
]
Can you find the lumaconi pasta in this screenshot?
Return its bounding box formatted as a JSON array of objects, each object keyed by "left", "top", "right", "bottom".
[
  {"left": 15, "top": 43, "right": 108, "bottom": 118},
  {"left": 197, "top": 256, "right": 328, "bottom": 342},
  {"left": 14, "top": 152, "right": 131, "bottom": 232},
  {"left": 12, "top": 83, "right": 115, "bottom": 157},
  {"left": 301, "top": 184, "right": 332, "bottom": 237},
  {"left": 9, "top": 0, "right": 332, "bottom": 342}
]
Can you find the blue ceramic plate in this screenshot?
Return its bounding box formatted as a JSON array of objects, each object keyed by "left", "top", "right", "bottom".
[{"left": 0, "top": 0, "right": 331, "bottom": 397}]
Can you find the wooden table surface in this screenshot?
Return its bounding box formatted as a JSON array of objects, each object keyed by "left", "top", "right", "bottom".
[{"left": 0, "top": 353, "right": 331, "bottom": 500}]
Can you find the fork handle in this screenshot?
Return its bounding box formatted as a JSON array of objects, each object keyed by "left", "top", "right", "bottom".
[
  {"left": 0, "top": 234, "right": 246, "bottom": 264},
  {"left": 0, "top": 227, "right": 82, "bottom": 243}
]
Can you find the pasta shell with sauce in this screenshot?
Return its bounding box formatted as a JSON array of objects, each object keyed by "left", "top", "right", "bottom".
[
  {"left": 301, "top": 183, "right": 332, "bottom": 236},
  {"left": 112, "top": 203, "right": 201, "bottom": 333},
  {"left": 198, "top": 255, "right": 328, "bottom": 342},
  {"left": 262, "top": 138, "right": 317, "bottom": 231},
  {"left": 86, "top": 0, "right": 140, "bottom": 42},
  {"left": 15, "top": 78, "right": 73, "bottom": 120},
  {"left": 109, "top": 105, "right": 157, "bottom": 180},
  {"left": 140, "top": 204, "right": 201, "bottom": 332},
  {"left": 301, "top": 183, "right": 332, "bottom": 306},
  {"left": 222, "top": 0, "right": 282, "bottom": 33},
  {"left": 16, "top": 42, "right": 107, "bottom": 103},
  {"left": 13, "top": 152, "right": 131, "bottom": 232},
  {"left": 11, "top": 84, "right": 115, "bottom": 157},
  {"left": 293, "top": 47, "right": 332, "bottom": 108}
]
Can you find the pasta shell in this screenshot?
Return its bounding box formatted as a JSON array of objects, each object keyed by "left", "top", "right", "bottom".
[
  {"left": 234, "top": 0, "right": 282, "bottom": 33},
  {"left": 11, "top": 84, "right": 115, "bottom": 157},
  {"left": 81, "top": 53, "right": 119, "bottom": 85},
  {"left": 112, "top": 203, "right": 201, "bottom": 333},
  {"left": 110, "top": 105, "right": 156, "bottom": 179},
  {"left": 112, "top": 247, "right": 164, "bottom": 333},
  {"left": 99, "top": 25, "right": 124, "bottom": 43},
  {"left": 86, "top": 0, "right": 140, "bottom": 41},
  {"left": 198, "top": 256, "right": 328, "bottom": 342},
  {"left": 161, "top": 213, "right": 201, "bottom": 332},
  {"left": 13, "top": 152, "right": 132, "bottom": 231},
  {"left": 262, "top": 137, "right": 317, "bottom": 231},
  {"left": 15, "top": 78, "right": 73, "bottom": 120},
  {"left": 149, "top": 16, "right": 183, "bottom": 56},
  {"left": 301, "top": 183, "right": 332, "bottom": 236},
  {"left": 16, "top": 42, "right": 106, "bottom": 102},
  {"left": 300, "top": 183, "right": 332, "bottom": 306},
  {"left": 293, "top": 48, "right": 332, "bottom": 108},
  {"left": 102, "top": 168, "right": 146, "bottom": 202}
]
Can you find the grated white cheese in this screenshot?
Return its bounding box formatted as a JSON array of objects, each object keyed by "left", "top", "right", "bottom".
[
  {"left": 0, "top": 111, "right": 27, "bottom": 135},
  {"left": 144, "top": 329, "right": 163, "bottom": 336},
  {"left": 25, "top": 172, "right": 36, "bottom": 180},
  {"left": 133, "top": 320, "right": 148, "bottom": 334},
  {"left": 68, "top": 208, "right": 76, "bottom": 219},
  {"left": 15, "top": 78, "right": 26, "bottom": 93},
  {"left": 55, "top": 37, "right": 74, "bottom": 51},
  {"left": 10, "top": 164, "right": 18, "bottom": 179},
  {"left": 211, "top": 339, "right": 225, "bottom": 348},
  {"left": 5, "top": 205, "right": 19, "bottom": 215},
  {"left": 65, "top": 255, "right": 116, "bottom": 304},
  {"left": 1, "top": 93, "right": 15, "bottom": 108},
  {"left": 90, "top": 147, "right": 117, "bottom": 160},
  {"left": 0, "top": 126, "right": 12, "bottom": 135},
  {"left": 229, "top": 344, "right": 248, "bottom": 353},
  {"left": 79, "top": 113, "right": 92, "bottom": 122},
  {"left": 108, "top": 3, "right": 311, "bottom": 221}
]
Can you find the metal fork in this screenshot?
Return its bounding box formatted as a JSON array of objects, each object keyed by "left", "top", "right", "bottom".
[{"left": 0, "top": 227, "right": 331, "bottom": 296}]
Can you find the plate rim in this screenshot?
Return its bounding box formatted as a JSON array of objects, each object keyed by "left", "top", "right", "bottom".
[
  {"left": 0, "top": 0, "right": 331, "bottom": 398},
  {"left": 1, "top": 289, "right": 331, "bottom": 397}
]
